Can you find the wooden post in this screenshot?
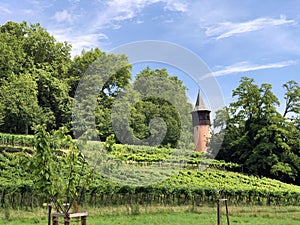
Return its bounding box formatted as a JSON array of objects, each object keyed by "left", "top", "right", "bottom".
[
  {"left": 225, "top": 200, "right": 230, "bottom": 225},
  {"left": 217, "top": 199, "right": 230, "bottom": 225},
  {"left": 81, "top": 215, "right": 87, "bottom": 225},
  {"left": 64, "top": 215, "right": 70, "bottom": 225},
  {"left": 48, "top": 205, "right": 52, "bottom": 225},
  {"left": 217, "top": 200, "right": 221, "bottom": 225},
  {"left": 52, "top": 216, "right": 58, "bottom": 225}
]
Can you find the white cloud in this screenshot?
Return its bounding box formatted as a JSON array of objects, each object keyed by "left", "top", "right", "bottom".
[
  {"left": 51, "top": 29, "right": 108, "bottom": 56},
  {"left": 49, "top": 0, "right": 188, "bottom": 55},
  {"left": 213, "top": 60, "right": 296, "bottom": 77},
  {"left": 68, "top": 0, "right": 80, "bottom": 4},
  {"left": 25, "top": 0, "right": 53, "bottom": 9},
  {"left": 91, "top": 0, "right": 187, "bottom": 30},
  {"left": 53, "top": 10, "right": 74, "bottom": 24},
  {"left": 25, "top": 0, "right": 41, "bottom": 4},
  {"left": 205, "top": 15, "right": 296, "bottom": 40},
  {"left": 21, "top": 9, "right": 34, "bottom": 15},
  {"left": 135, "top": 20, "right": 144, "bottom": 24},
  {"left": 0, "top": 5, "right": 11, "bottom": 14},
  {"left": 164, "top": 0, "right": 187, "bottom": 12}
]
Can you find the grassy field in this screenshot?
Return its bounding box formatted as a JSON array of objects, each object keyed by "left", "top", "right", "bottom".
[{"left": 0, "top": 205, "right": 300, "bottom": 225}]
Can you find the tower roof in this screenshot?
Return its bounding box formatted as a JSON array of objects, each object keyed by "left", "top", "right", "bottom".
[{"left": 193, "top": 90, "right": 211, "bottom": 112}]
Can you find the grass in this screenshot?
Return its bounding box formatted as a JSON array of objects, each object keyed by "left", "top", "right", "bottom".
[{"left": 0, "top": 205, "right": 300, "bottom": 224}]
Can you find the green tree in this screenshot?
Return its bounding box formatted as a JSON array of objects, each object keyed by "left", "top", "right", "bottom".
[
  {"left": 35, "top": 69, "right": 72, "bottom": 130},
  {"left": 32, "top": 125, "right": 91, "bottom": 213},
  {"left": 213, "top": 77, "right": 300, "bottom": 184},
  {"left": 0, "top": 73, "right": 42, "bottom": 134},
  {"left": 0, "top": 22, "right": 27, "bottom": 80},
  {"left": 71, "top": 52, "right": 132, "bottom": 140},
  {"left": 0, "top": 21, "right": 71, "bottom": 78},
  {"left": 21, "top": 22, "right": 71, "bottom": 77},
  {"left": 95, "top": 53, "right": 132, "bottom": 141},
  {"left": 68, "top": 48, "right": 103, "bottom": 97},
  {"left": 0, "top": 102, "right": 4, "bottom": 126},
  {"left": 0, "top": 21, "right": 73, "bottom": 133},
  {"left": 128, "top": 68, "right": 193, "bottom": 148},
  {"left": 282, "top": 80, "right": 300, "bottom": 118}
]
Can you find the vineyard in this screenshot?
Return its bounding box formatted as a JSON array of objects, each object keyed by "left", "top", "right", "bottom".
[{"left": 1, "top": 132, "right": 300, "bottom": 210}]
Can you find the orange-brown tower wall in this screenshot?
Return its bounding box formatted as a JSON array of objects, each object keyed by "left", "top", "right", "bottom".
[{"left": 193, "top": 123, "right": 210, "bottom": 152}]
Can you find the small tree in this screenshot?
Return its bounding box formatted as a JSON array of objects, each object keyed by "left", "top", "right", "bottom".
[{"left": 32, "top": 125, "right": 92, "bottom": 214}]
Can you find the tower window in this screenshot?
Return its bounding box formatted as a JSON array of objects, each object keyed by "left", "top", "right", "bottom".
[{"left": 199, "top": 115, "right": 205, "bottom": 120}]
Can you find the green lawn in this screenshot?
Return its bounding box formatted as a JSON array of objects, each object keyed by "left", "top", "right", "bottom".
[
  {"left": 88, "top": 213, "right": 300, "bottom": 225},
  {"left": 1, "top": 206, "right": 300, "bottom": 225},
  {"left": 0, "top": 212, "right": 300, "bottom": 225}
]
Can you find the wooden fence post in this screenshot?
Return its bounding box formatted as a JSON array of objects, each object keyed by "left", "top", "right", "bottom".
[
  {"left": 217, "top": 199, "right": 221, "bottom": 225},
  {"left": 48, "top": 204, "right": 52, "bottom": 225},
  {"left": 64, "top": 215, "right": 70, "bottom": 225},
  {"left": 52, "top": 216, "right": 58, "bottom": 225},
  {"left": 225, "top": 200, "right": 230, "bottom": 225},
  {"left": 81, "top": 215, "right": 87, "bottom": 225},
  {"left": 217, "top": 199, "right": 230, "bottom": 225}
]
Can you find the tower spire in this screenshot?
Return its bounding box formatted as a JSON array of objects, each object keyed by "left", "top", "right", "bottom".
[{"left": 194, "top": 89, "right": 209, "bottom": 111}]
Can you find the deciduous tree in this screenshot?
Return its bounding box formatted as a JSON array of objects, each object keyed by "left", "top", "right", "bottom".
[{"left": 213, "top": 77, "right": 300, "bottom": 184}]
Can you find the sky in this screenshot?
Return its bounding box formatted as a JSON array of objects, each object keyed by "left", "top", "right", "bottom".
[{"left": 1, "top": 0, "right": 300, "bottom": 113}]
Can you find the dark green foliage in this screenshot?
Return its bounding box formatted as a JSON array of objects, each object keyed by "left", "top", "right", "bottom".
[
  {"left": 0, "top": 133, "right": 35, "bottom": 147},
  {"left": 128, "top": 68, "right": 193, "bottom": 148},
  {"left": 130, "top": 97, "right": 181, "bottom": 147},
  {"left": 0, "top": 73, "right": 42, "bottom": 134},
  {"left": 212, "top": 77, "right": 300, "bottom": 185}
]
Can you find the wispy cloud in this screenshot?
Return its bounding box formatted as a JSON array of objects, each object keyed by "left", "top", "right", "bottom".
[
  {"left": 68, "top": 0, "right": 80, "bottom": 4},
  {"left": 47, "top": 0, "right": 188, "bottom": 55},
  {"left": 205, "top": 15, "right": 296, "bottom": 40},
  {"left": 0, "top": 5, "right": 11, "bottom": 14},
  {"left": 53, "top": 10, "right": 74, "bottom": 24},
  {"left": 91, "top": 0, "right": 187, "bottom": 30},
  {"left": 56, "top": 0, "right": 187, "bottom": 55},
  {"left": 213, "top": 60, "right": 296, "bottom": 77},
  {"left": 164, "top": 0, "right": 187, "bottom": 12},
  {"left": 25, "top": 0, "right": 53, "bottom": 10},
  {"left": 135, "top": 20, "right": 144, "bottom": 24}
]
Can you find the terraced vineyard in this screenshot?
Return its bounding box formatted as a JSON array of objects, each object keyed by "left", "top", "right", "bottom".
[{"left": 1, "top": 132, "right": 300, "bottom": 209}]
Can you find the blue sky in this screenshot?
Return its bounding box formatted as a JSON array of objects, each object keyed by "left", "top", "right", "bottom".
[{"left": 1, "top": 0, "right": 300, "bottom": 113}]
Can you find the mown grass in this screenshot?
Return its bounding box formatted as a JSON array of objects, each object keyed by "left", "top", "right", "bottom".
[{"left": 0, "top": 205, "right": 299, "bottom": 224}]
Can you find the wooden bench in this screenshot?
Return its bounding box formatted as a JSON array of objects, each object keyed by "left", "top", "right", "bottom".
[{"left": 52, "top": 212, "right": 88, "bottom": 225}]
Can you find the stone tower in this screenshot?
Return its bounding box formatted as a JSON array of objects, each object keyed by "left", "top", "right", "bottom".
[{"left": 191, "top": 91, "right": 211, "bottom": 152}]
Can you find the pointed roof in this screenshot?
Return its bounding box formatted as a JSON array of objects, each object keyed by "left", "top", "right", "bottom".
[{"left": 193, "top": 90, "right": 211, "bottom": 112}]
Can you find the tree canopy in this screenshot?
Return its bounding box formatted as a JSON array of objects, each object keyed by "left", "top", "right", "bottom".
[
  {"left": 211, "top": 77, "right": 300, "bottom": 184},
  {"left": 0, "top": 21, "right": 72, "bottom": 133},
  {"left": 129, "top": 67, "right": 193, "bottom": 148},
  {"left": 0, "top": 21, "right": 193, "bottom": 148}
]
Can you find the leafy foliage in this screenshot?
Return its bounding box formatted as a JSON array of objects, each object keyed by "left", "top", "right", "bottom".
[
  {"left": 0, "top": 132, "right": 35, "bottom": 147},
  {"left": 129, "top": 68, "right": 193, "bottom": 148},
  {"left": 212, "top": 77, "right": 300, "bottom": 184},
  {"left": 0, "top": 128, "right": 94, "bottom": 210},
  {"left": 0, "top": 21, "right": 72, "bottom": 133},
  {"left": 0, "top": 73, "right": 42, "bottom": 134}
]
